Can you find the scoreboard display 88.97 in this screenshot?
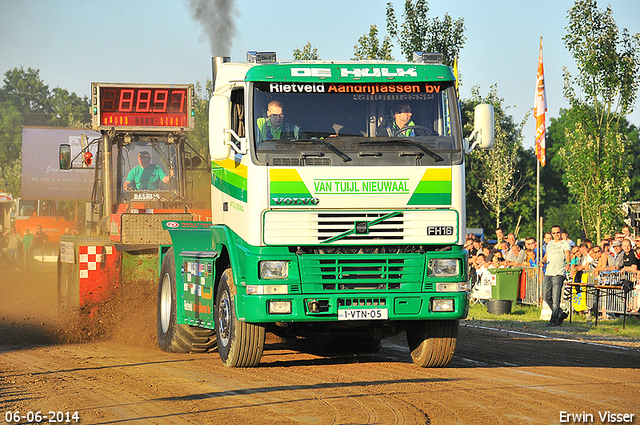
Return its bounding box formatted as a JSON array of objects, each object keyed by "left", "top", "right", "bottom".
[{"left": 91, "top": 83, "right": 195, "bottom": 131}]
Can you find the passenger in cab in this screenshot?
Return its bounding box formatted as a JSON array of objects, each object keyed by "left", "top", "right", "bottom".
[{"left": 377, "top": 102, "right": 415, "bottom": 137}]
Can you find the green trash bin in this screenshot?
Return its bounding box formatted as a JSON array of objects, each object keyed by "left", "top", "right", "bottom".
[{"left": 488, "top": 268, "right": 522, "bottom": 303}]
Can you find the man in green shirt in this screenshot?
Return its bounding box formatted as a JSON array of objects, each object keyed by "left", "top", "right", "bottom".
[
  {"left": 256, "top": 101, "right": 300, "bottom": 144},
  {"left": 22, "top": 227, "right": 34, "bottom": 263},
  {"left": 123, "top": 151, "right": 173, "bottom": 191}
]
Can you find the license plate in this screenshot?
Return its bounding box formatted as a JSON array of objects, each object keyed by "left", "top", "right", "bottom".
[{"left": 337, "top": 308, "right": 389, "bottom": 321}]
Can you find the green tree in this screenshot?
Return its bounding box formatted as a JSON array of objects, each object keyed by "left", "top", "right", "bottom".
[
  {"left": 386, "top": 0, "right": 465, "bottom": 65},
  {"left": 559, "top": 0, "right": 640, "bottom": 241},
  {"left": 542, "top": 109, "right": 582, "bottom": 239},
  {"left": 49, "top": 87, "right": 90, "bottom": 127},
  {"left": 293, "top": 42, "right": 319, "bottom": 60},
  {"left": 0, "top": 101, "right": 22, "bottom": 174},
  {"left": 0, "top": 67, "right": 91, "bottom": 196},
  {"left": 0, "top": 152, "right": 21, "bottom": 196},
  {"left": 1, "top": 67, "right": 52, "bottom": 126},
  {"left": 352, "top": 25, "right": 394, "bottom": 60},
  {"left": 558, "top": 107, "right": 631, "bottom": 241},
  {"left": 623, "top": 120, "right": 640, "bottom": 197},
  {"left": 464, "top": 85, "right": 529, "bottom": 232},
  {"left": 185, "top": 79, "right": 214, "bottom": 209}
]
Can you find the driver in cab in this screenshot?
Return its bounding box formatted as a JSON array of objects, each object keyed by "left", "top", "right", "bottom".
[
  {"left": 256, "top": 100, "right": 300, "bottom": 144},
  {"left": 123, "top": 151, "right": 173, "bottom": 191},
  {"left": 377, "top": 103, "right": 415, "bottom": 137}
]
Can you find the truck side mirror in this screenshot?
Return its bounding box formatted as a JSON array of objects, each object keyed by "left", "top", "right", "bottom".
[
  {"left": 465, "top": 104, "right": 495, "bottom": 153},
  {"left": 209, "top": 94, "right": 246, "bottom": 160},
  {"left": 474, "top": 104, "right": 495, "bottom": 150},
  {"left": 59, "top": 144, "right": 71, "bottom": 170}
]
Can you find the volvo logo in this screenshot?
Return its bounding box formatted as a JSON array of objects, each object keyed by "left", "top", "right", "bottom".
[
  {"left": 355, "top": 221, "right": 369, "bottom": 234},
  {"left": 272, "top": 197, "right": 320, "bottom": 205}
]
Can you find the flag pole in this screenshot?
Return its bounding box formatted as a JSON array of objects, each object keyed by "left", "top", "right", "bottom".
[
  {"left": 537, "top": 147, "right": 541, "bottom": 303},
  {"left": 535, "top": 36, "right": 547, "bottom": 308}
]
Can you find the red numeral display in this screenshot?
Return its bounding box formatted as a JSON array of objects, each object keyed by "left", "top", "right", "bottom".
[
  {"left": 118, "top": 89, "right": 135, "bottom": 112},
  {"left": 98, "top": 86, "right": 190, "bottom": 129},
  {"left": 136, "top": 89, "right": 151, "bottom": 112},
  {"left": 153, "top": 90, "right": 168, "bottom": 112}
]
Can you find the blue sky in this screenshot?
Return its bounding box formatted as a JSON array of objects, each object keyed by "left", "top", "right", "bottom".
[{"left": 1, "top": 0, "right": 639, "bottom": 148}]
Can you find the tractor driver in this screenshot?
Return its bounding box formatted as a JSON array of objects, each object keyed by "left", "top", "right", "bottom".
[{"left": 123, "top": 151, "right": 173, "bottom": 191}]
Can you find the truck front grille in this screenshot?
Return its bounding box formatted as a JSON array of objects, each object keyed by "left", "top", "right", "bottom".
[
  {"left": 317, "top": 212, "right": 404, "bottom": 241},
  {"left": 298, "top": 254, "right": 424, "bottom": 291},
  {"left": 263, "top": 210, "right": 459, "bottom": 245}
]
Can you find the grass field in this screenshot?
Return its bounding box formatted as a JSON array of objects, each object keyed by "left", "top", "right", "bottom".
[{"left": 466, "top": 302, "right": 640, "bottom": 339}]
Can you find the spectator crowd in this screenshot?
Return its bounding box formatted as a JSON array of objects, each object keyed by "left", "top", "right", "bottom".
[
  {"left": 0, "top": 224, "right": 50, "bottom": 270},
  {"left": 467, "top": 225, "right": 640, "bottom": 316},
  {"left": 467, "top": 225, "right": 640, "bottom": 280}
]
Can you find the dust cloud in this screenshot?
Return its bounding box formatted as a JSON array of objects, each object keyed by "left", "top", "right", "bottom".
[{"left": 0, "top": 262, "right": 157, "bottom": 349}]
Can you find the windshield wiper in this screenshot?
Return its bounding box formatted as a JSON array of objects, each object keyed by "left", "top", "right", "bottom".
[
  {"left": 295, "top": 138, "right": 352, "bottom": 162},
  {"left": 365, "top": 139, "right": 444, "bottom": 162}
]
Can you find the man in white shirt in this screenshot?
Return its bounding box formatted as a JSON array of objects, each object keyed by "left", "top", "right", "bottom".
[{"left": 542, "top": 225, "right": 571, "bottom": 326}]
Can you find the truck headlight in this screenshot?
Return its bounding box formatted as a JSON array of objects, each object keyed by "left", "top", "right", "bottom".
[
  {"left": 269, "top": 301, "right": 292, "bottom": 314},
  {"left": 432, "top": 298, "right": 455, "bottom": 312},
  {"left": 436, "top": 282, "right": 470, "bottom": 292},
  {"left": 427, "top": 259, "right": 459, "bottom": 277},
  {"left": 259, "top": 261, "right": 289, "bottom": 279}
]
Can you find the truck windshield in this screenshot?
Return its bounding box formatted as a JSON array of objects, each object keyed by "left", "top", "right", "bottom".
[{"left": 252, "top": 81, "right": 462, "bottom": 166}]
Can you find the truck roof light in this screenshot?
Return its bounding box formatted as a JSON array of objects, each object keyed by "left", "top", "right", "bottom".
[
  {"left": 413, "top": 52, "right": 443, "bottom": 64},
  {"left": 247, "top": 51, "right": 277, "bottom": 64}
]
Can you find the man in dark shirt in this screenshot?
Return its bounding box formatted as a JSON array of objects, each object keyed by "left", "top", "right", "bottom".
[
  {"left": 620, "top": 239, "right": 638, "bottom": 273},
  {"left": 33, "top": 224, "right": 49, "bottom": 258}
]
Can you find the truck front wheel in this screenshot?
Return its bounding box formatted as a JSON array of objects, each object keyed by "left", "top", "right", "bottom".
[
  {"left": 406, "top": 319, "right": 459, "bottom": 367},
  {"left": 215, "top": 268, "right": 265, "bottom": 367},
  {"left": 157, "top": 248, "right": 217, "bottom": 353}
]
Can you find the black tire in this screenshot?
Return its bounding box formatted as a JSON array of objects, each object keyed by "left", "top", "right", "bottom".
[
  {"left": 157, "top": 248, "right": 217, "bottom": 353},
  {"left": 406, "top": 319, "right": 459, "bottom": 367},
  {"left": 215, "top": 268, "right": 265, "bottom": 367}
]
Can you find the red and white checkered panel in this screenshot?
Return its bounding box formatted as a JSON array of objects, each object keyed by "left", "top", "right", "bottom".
[
  {"left": 78, "top": 244, "right": 120, "bottom": 306},
  {"left": 78, "top": 245, "right": 108, "bottom": 278}
]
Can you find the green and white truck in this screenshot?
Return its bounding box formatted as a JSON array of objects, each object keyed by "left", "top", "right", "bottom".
[{"left": 157, "top": 51, "right": 494, "bottom": 367}]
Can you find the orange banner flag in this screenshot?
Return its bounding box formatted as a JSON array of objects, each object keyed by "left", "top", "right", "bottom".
[{"left": 534, "top": 37, "right": 547, "bottom": 167}]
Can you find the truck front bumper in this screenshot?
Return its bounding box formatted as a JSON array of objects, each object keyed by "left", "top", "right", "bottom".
[{"left": 235, "top": 290, "right": 469, "bottom": 323}]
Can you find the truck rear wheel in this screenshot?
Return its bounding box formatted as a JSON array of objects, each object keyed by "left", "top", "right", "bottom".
[
  {"left": 215, "top": 268, "right": 265, "bottom": 367},
  {"left": 157, "top": 248, "right": 217, "bottom": 353},
  {"left": 406, "top": 319, "right": 459, "bottom": 367}
]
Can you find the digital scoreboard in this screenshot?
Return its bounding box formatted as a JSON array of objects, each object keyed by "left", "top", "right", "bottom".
[{"left": 91, "top": 83, "right": 195, "bottom": 131}]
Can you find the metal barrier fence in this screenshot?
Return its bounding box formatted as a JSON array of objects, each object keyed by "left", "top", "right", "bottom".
[
  {"left": 520, "top": 267, "right": 541, "bottom": 306},
  {"left": 570, "top": 270, "right": 639, "bottom": 316},
  {"left": 515, "top": 267, "right": 640, "bottom": 316}
]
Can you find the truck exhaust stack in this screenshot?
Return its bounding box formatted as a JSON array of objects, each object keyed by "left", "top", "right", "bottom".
[{"left": 211, "top": 56, "right": 230, "bottom": 85}]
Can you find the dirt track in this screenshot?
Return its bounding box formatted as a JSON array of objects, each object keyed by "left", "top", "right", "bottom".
[{"left": 1, "top": 264, "right": 639, "bottom": 424}]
